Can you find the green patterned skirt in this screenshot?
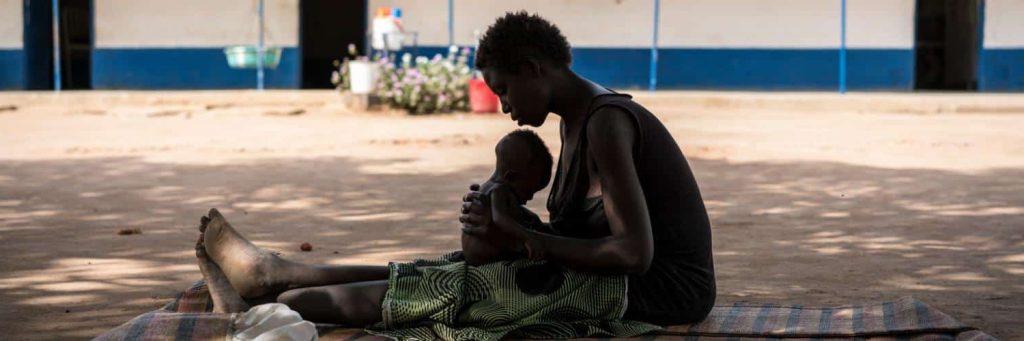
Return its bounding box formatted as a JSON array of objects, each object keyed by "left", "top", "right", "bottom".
[{"left": 366, "top": 251, "right": 660, "bottom": 340}]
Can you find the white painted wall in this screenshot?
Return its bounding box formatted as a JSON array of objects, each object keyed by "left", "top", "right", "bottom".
[
  {"left": 0, "top": 0, "right": 22, "bottom": 49},
  {"left": 453, "top": 0, "right": 653, "bottom": 48},
  {"left": 371, "top": 0, "right": 915, "bottom": 50},
  {"left": 658, "top": 0, "right": 840, "bottom": 48},
  {"left": 369, "top": 0, "right": 654, "bottom": 48},
  {"left": 95, "top": 0, "right": 298, "bottom": 48},
  {"left": 984, "top": 0, "right": 1024, "bottom": 48},
  {"left": 846, "top": 0, "right": 914, "bottom": 48},
  {"left": 658, "top": 0, "right": 912, "bottom": 49}
]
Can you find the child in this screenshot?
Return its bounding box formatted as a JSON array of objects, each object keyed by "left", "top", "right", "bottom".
[{"left": 461, "top": 129, "right": 553, "bottom": 266}]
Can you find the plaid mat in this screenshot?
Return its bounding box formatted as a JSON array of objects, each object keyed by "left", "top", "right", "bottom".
[{"left": 95, "top": 281, "right": 998, "bottom": 341}]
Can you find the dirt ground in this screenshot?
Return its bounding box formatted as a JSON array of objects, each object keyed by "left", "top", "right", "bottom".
[{"left": 0, "top": 90, "right": 1022, "bottom": 340}]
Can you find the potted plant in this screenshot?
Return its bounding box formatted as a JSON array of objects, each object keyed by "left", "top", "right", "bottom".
[
  {"left": 332, "top": 44, "right": 386, "bottom": 110},
  {"left": 333, "top": 45, "right": 475, "bottom": 115}
]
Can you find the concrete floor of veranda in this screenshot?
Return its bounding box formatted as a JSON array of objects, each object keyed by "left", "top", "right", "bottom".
[{"left": 0, "top": 90, "right": 1022, "bottom": 340}]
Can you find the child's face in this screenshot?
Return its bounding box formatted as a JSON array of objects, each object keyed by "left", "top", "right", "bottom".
[
  {"left": 494, "top": 137, "right": 547, "bottom": 205},
  {"left": 502, "top": 168, "right": 547, "bottom": 205}
]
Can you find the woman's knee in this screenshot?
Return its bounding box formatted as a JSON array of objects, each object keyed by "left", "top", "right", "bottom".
[{"left": 275, "top": 284, "right": 384, "bottom": 326}]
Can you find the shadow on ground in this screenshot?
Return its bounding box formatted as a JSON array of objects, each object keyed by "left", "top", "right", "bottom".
[{"left": 0, "top": 156, "right": 1021, "bottom": 340}]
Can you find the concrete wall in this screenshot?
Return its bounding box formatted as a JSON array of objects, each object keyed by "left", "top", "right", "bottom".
[
  {"left": 980, "top": 0, "right": 1024, "bottom": 91},
  {"left": 95, "top": 0, "right": 298, "bottom": 48},
  {"left": 656, "top": 0, "right": 914, "bottom": 90},
  {"left": 92, "top": 0, "right": 300, "bottom": 89},
  {"left": 368, "top": 0, "right": 657, "bottom": 88},
  {"left": 2, "top": 0, "right": 1012, "bottom": 91},
  {"left": 369, "top": 0, "right": 654, "bottom": 46},
  {"left": 0, "top": 0, "right": 24, "bottom": 89},
  {"left": 370, "top": 0, "right": 914, "bottom": 90},
  {"left": 0, "top": 0, "right": 21, "bottom": 49}
]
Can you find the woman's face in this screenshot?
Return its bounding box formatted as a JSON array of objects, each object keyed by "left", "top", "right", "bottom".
[{"left": 482, "top": 67, "right": 551, "bottom": 127}]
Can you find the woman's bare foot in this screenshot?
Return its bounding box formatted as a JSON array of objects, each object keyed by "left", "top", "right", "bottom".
[
  {"left": 201, "top": 208, "right": 287, "bottom": 298},
  {"left": 196, "top": 237, "right": 250, "bottom": 313}
]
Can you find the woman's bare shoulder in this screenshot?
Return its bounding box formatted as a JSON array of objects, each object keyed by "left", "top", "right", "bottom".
[{"left": 586, "top": 106, "right": 638, "bottom": 154}]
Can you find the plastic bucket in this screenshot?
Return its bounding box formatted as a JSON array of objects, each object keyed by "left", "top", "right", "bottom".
[
  {"left": 348, "top": 61, "right": 379, "bottom": 94},
  {"left": 469, "top": 78, "right": 499, "bottom": 113}
]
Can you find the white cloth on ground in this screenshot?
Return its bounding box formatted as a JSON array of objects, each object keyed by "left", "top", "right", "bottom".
[{"left": 232, "top": 303, "right": 317, "bottom": 341}]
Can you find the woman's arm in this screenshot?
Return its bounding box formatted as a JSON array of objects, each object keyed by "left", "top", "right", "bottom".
[{"left": 524, "top": 107, "right": 653, "bottom": 274}]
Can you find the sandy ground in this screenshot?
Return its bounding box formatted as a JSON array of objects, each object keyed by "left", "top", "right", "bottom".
[{"left": 0, "top": 90, "right": 1022, "bottom": 340}]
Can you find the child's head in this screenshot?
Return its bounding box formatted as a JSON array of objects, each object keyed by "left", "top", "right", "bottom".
[
  {"left": 475, "top": 11, "right": 571, "bottom": 128},
  {"left": 493, "top": 129, "right": 553, "bottom": 204}
]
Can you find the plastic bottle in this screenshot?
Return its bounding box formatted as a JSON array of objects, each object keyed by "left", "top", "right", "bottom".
[{"left": 371, "top": 7, "right": 404, "bottom": 51}]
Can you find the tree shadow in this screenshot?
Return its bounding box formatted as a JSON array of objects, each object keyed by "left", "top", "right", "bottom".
[
  {"left": 0, "top": 156, "right": 1021, "bottom": 339},
  {"left": 692, "top": 158, "right": 1023, "bottom": 339},
  {"left": 0, "top": 156, "right": 503, "bottom": 340}
]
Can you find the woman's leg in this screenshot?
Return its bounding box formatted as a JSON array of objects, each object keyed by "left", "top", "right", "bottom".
[
  {"left": 200, "top": 208, "right": 389, "bottom": 298},
  {"left": 276, "top": 280, "right": 388, "bottom": 326},
  {"left": 200, "top": 234, "right": 386, "bottom": 326},
  {"left": 196, "top": 235, "right": 250, "bottom": 313}
]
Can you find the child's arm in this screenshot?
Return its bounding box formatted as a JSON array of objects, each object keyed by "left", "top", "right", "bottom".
[{"left": 486, "top": 185, "right": 532, "bottom": 251}]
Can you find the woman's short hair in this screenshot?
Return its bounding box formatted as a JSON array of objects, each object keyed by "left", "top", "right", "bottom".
[{"left": 475, "top": 11, "right": 572, "bottom": 73}]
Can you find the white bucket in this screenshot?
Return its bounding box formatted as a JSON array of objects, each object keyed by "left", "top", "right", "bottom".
[{"left": 348, "top": 61, "right": 379, "bottom": 94}]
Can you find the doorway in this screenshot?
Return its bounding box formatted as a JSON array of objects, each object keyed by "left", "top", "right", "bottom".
[
  {"left": 300, "top": 0, "right": 367, "bottom": 89},
  {"left": 22, "top": 0, "right": 92, "bottom": 90},
  {"left": 914, "top": 0, "right": 981, "bottom": 90}
]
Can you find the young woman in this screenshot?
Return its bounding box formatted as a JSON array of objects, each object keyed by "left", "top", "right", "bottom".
[{"left": 194, "top": 11, "right": 715, "bottom": 340}]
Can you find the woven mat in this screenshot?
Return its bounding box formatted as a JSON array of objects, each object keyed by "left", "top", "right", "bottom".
[{"left": 94, "top": 281, "right": 998, "bottom": 340}]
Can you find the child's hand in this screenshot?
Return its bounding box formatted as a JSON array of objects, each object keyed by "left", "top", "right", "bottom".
[{"left": 463, "top": 184, "right": 528, "bottom": 251}]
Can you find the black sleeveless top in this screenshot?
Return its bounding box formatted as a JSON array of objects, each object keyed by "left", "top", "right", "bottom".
[{"left": 546, "top": 93, "right": 716, "bottom": 325}]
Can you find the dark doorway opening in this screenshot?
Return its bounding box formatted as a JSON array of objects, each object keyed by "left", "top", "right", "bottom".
[
  {"left": 59, "top": 0, "right": 93, "bottom": 89},
  {"left": 300, "top": 0, "right": 367, "bottom": 89},
  {"left": 914, "top": 0, "right": 981, "bottom": 90},
  {"left": 23, "top": 0, "right": 54, "bottom": 90},
  {"left": 22, "top": 0, "right": 92, "bottom": 90}
]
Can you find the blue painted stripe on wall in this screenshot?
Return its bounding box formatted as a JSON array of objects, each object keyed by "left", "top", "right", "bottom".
[
  {"left": 87, "top": 46, "right": 919, "bottom": 91},
  {"left": 0, "top": 49, "right": 25, "bottom": 90},
  {"left": 658, "top": 48, "right": 913, "bottom": 90},
  {"left": 91, "top": 48, "right": 299, "bottom": 89},
  {"left": 847, "top": 49, "right": 914, "bottom": 91},
  {"left": 572, "top": 47, "right": 651, "bottom": 89},
  {"left": 979, "top": 48, "right": 1024, "bottom": 91},
  {"left": 424, "top": 45, "right": 911, "bottom": 90},
  {"left": 659, "top": 48, "right": 833, "bottom": 90}
]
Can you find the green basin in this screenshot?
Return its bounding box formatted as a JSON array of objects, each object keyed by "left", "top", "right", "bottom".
[{"left": 223, "top": 46, "right": 282, "bottom": 69}]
